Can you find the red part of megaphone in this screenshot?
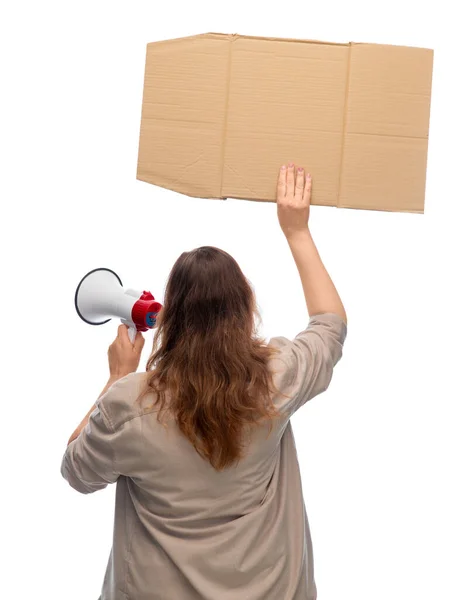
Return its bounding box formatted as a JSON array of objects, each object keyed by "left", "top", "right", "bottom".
[{"left": 132, "top": 291, "right": 163, "bottom": 331}]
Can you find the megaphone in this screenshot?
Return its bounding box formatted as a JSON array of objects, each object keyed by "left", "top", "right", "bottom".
[{"left": 75, "top": 268, "right": 163, "bottom": 343}]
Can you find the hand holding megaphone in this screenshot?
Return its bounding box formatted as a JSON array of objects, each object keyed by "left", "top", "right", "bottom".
[{"left": 74, "top": 268, "right": 162, "bottom": 342}]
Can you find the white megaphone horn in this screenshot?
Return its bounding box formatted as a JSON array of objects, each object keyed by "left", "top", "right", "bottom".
[{"left": 74, "top": 268, "right": 163, "bottom": 343}]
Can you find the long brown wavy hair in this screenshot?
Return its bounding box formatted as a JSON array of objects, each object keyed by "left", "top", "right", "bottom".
[{"left": 136, "top": 246, "right": 285, "bottom": 471}]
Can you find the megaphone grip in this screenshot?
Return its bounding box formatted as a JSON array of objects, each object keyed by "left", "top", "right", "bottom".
[{"left": 128, "top": 325, "right": 137, "bottom": 344}]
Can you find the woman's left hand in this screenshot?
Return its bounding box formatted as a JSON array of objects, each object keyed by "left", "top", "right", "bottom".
[{"left": 108, "top": 324, "right": 145, "bottom": 379}]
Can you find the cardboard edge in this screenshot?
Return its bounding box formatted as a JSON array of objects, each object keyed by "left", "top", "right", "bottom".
[
  {"left": 146, "top": 32, "right": 225, "bottom": 48},
  {"left": 136, "top": 44, "right": 151, "bottom": 188},
  {"left": 145, "top": 33, "right": 433, "bottom": 56},
  {"left": 207, "top": 32, "right": 350, "bottom": 46},
  {"left": 145, "top": 32, "right": 349, "bottom": 48},
  {"left": 213, "top": 195, "right": 338, "bottom": 208},
  {"left": 338, "top": 203, "right": 424, "bottom": 214},
  {"left": 425, "top": 49, "right": 435, "bottom": 140},
  {"left": 136, "top": 175, "right": 226, "bottom": 200},
  {"left": 347, "top": 41, "right": 434, "bottom": 51},
  {"left": 206, "top": 33, "right": 433, "bottom": 51},
  {"left": 135, "top": 174, "right": 425, "bottom": 213}
]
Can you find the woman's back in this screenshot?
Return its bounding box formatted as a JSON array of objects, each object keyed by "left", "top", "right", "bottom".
[{"left": 64, "top": 312, "right": 346, "bottom": 600}]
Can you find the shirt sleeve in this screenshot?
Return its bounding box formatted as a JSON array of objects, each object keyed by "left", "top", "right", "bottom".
[
  {"left": 269, "top": 312, "right": 347, "bottom": 418},
  {"left": 60, "top": 399, "right": 119, "bottom": 495}
]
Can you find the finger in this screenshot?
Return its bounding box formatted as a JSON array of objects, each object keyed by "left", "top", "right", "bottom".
[
  {"left": 294, "top": 167, "right": 305, "bottom": 203},
  {"left": 303, "top": 172, "right": 312, "bottom": 205},
  {"left": 118, "top": 324, "right": 130, "bottom": 341},
  {"left": 277, "top": 165, "right": 287, "bottom": 199},
  {"left": 286, "top": 163, "right": 295, "bottom": 197}
]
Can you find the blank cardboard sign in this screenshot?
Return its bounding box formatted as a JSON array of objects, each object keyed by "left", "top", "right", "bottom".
[{"left": 137, "top": 33, "right": 433, "bottom": 213}]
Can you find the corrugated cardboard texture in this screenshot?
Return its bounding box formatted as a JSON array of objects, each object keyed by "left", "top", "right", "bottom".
[{"left": 137, "top": 33, "right": 433, "bottom": 213}]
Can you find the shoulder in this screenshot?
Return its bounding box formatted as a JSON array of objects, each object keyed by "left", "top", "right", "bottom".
[
  {"left": 266, "top": 313, "right": 347, "bottom": 377},
  {"left": 97, "top": 372, "right": 151, "bottom": 431},
  {"left": 269, "top": 313, "right": 347, "bottom": 358}
]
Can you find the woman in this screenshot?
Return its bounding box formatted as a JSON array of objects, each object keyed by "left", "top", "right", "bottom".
[{"left": 61, "top": 164, "right": 347, "bottom": 600}]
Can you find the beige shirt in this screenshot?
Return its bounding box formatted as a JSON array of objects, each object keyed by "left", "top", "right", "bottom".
[{"left": 61, "top": 312, "right": 347, "bottom": 600}]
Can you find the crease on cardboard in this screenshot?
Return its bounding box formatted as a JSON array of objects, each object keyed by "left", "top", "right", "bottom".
[
  {"left": 166, "top": 152, "right": 205, "bottom": 188},
  {"left": 219, "top": 36, "right": 234, "bottom": 198},
  {"left": 337, "top": 42, "right": 353, "bottom": 208},
  {"left": 347, "top": 131, "right": 428, "bottom": 140},
  {"left": 225, "top": 164, "right": 258, "bottom": 196}
]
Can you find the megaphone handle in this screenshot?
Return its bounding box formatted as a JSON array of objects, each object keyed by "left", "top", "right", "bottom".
[{"left": 127, "top": 325, "right": 137, "bottom": 344}]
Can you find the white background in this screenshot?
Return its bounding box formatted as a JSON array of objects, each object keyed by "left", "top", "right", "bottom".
[{"left": 1, "top": 1, "right": 460, "bottom": 599}]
